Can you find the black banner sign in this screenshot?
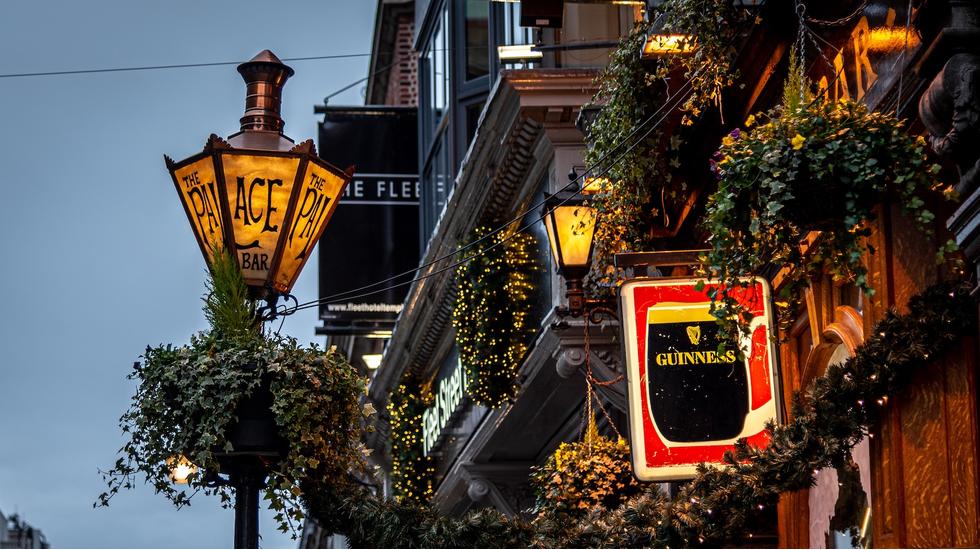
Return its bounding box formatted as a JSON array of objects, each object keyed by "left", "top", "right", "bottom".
[{"left": 316, "top": 107, "right": 419, "bottom": 335}]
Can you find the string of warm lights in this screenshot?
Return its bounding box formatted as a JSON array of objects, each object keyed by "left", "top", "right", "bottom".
[
  {"left": 386, "top": 383, "right": 436, "bottom": 503},
  {"left": 452, "top": 227, "right": 538, "bottom": 408}
]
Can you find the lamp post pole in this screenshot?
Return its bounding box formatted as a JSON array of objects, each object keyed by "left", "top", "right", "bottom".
[{"left": 232, "top": 468, "right": 264, "bottom": 549}]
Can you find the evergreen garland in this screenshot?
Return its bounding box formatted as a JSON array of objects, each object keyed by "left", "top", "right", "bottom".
[
  {"left": 452, "top": 226, "right": 538, "bottom": 407},
  {"left": 387, "top": 381, "right": 435, "bottom": 504},
  {"left": 315, "top": 280, "right": 975, "bottom": 548}
]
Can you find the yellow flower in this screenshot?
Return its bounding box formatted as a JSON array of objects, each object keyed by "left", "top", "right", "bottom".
[
  {"left": 719, "top": 155, "right": 734, "bottom": 165},
  {"left": 721, "top": 135, "right": 735, "bottom": 147},
  {"left": 791, "top": 134, "right": 806, "bottom": 150},
  {"left": 744, "top": 114, "right": 756, "bottom": 127},
  {"left": 916, "top": 135, "right": 927, "bottom": 146}
]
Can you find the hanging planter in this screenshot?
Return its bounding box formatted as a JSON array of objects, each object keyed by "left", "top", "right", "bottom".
[
  {"left": 530, "top": 418, "right": 642, "bottom": 515},
  {"left": 702, "top": 60, "right": 953, "bottom": 336},
  {"left": 97, "top": 250, "right": 372, "bottom": 536}
]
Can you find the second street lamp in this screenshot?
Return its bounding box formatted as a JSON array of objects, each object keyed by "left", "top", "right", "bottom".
[{"left": 542, "top": 188, "right": 598, "bottom": 318}]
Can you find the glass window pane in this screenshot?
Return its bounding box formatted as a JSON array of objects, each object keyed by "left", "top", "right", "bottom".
[{"left": 465, "top": 0, "right": 489, "bottom": 80}]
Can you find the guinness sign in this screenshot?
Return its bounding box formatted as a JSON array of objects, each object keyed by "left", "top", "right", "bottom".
[{"left": 620, "top": 278, "right": 781, "bottom": 481}]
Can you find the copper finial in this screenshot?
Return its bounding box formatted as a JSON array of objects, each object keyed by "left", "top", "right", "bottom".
[{"left": 237, "top": 50, "right": 295, "bottom": 133}]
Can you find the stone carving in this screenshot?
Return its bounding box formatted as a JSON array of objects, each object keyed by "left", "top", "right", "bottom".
[
  {"left": 920, "top": 53, "right": 980, "bottom": 196},
  {"left": 467, "top": 478, "right": 491, "bottom": 502}
]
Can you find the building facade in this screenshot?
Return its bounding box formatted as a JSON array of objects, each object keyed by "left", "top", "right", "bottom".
[
  {"left": 312, "top": 0, "right": 980, "bottom": 548},
  {"left": 0, "top": 512, "right": 48, "bottom": 549}
]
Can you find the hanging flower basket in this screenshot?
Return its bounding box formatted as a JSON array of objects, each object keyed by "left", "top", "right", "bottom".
[
  {"left": 97, "top": 250, "right": 372, "bottom": 536},
  {"left": 530, "top": 418, "right": 643, "bottom": 515},
  {"left": 702, "top": 62, "right": 951, "bottom": 336}
]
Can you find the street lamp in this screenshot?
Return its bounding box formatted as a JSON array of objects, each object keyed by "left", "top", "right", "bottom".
[
  {"left": 163, "top": 50, "right": 351, "bottom": 549},
  {"left": 165, "top": 49, "right": 352, "bottom": 314},
  {"left": 543, "top": 189, "right": 597, "bottom": 317}
]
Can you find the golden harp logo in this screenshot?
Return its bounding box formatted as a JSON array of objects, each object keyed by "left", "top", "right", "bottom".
[{"left": 686, "top": 325, "right": 701, "bottom": 346}]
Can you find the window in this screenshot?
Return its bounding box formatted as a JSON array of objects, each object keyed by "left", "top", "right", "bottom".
[
  {"left": 425, "top": 8, "right": 449, "bottom": 132},
  {"left": 464, "top": 0, "right": 489, "bottom": 81}
]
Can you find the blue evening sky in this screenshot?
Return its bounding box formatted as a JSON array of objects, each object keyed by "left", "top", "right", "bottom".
[{"left": 0, "top": 1, "right": 375, "bottom": 547}]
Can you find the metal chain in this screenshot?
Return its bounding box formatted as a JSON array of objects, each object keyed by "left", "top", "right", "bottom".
[
  {"left": 582, "top": 314, "right": 624, "bottom": 441},
  {"left": 804, "top": 0, "right": 869, "bottom": 27},
  {"left": 795, "top": 0, "right": 808, "bottom": 97}
]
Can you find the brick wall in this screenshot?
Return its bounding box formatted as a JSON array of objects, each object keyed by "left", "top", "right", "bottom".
[{"left": 385, "top": 14, "right": 418, "bottom": 106}]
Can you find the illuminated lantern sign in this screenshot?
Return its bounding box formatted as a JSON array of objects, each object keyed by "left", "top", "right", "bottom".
[
  {"left": 619, "top": 277, "right": 780, "bottom": 481},
  {"left": 165, "top": 50, "right": 352, "bottom": 298}
]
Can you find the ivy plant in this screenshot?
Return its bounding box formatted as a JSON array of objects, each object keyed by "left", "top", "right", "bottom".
[
  {"left": 96, "top": 248, "right": 372, "bottom": 537},
  {"left": 584, "top": 0, "right": 749, "bottom": 291}
]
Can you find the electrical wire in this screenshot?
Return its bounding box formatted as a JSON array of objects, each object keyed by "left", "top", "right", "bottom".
[
  {"left": 281, "top": 74, "right": 700, "bottom": 316},
  {"left": 285, "top": 18, "right": 759, "bottom": 315},
  {"left": 0, "top": 53, "right": 373, "bottom": 79},
  {"left": 283, "top": 63, "right": 708, "bottom": 314}
]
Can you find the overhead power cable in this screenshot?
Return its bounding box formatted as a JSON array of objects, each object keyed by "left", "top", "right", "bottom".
[
  {"left": 281, "top": 73, "right": 701, "bottom": 317},
  {"left": 285, "top": 19, "right": 760, "bottom": 316},
  {"left": 0, "top": 53, "right": 373, "bottom": 79},
  {"left": 284, "top": 62, "right": 708, "bottom": 316}
]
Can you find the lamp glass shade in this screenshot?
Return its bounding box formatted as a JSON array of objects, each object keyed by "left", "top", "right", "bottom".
[
  {"left": 272, "top": 159, "right": 348, "bottom": 293},
  {"left": 546, "top": 204, "right": 597, "bottom": 270},
  {"left": 170, "top": 155, "right": 226, "bottom": 262},
  {"left": 641, "top": 33, "right": 694, "bottom": 57},
  {"left": 219, "top": 152, "right": 302, "bottom": 287},
  {"left": 167, "top": 139, "right": 351, "bottom": 297}
]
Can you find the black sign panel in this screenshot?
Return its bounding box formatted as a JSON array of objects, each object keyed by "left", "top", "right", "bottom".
[
  {"left": 317, "top": 107, "right": 419, "bottom": 335},
  {"left": 646, "top": 318, "right": 746, "bottom": 442}
]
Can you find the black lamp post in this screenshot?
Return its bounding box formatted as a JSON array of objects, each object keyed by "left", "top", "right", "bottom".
[{"left": 164, "top": 50, "right": 352, "bottom": 549}]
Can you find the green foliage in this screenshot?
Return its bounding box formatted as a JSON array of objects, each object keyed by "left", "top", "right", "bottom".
[
  {"left": 530, "top": 418, "right": 644, "bottom": 515},
  {"left": 203, "top": 246, "right": 259, "bottom": 345},
  {"left": 387, "top": 382, "right": 435, "bottom": 503},
  {"left": 97, "top": 269, "right": 371, "bottom": 537},
  {"left": 584, "top": 1, "right": 748, "bottom": 290},
  {"left": 703, "top": 73, "right": 950, "bottom": 338},
  {"left": 310, "top": 280, "right": 974, "bottom": 548},
  {"left": 452, "top": 227, "right": 538, "bottom": 407}
]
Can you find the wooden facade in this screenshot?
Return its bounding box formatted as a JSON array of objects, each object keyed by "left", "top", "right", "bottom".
[{"left": 762, "top": 2, "right": 980, "bottom": 546}]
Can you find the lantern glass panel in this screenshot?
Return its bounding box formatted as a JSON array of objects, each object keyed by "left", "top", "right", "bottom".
[
  {"left": 549, "top": 204, "right": 597, "bottom": 269},
  {"left": 170, "top": 156, "right": 225, "bottom": 262},
  {"left": 219, "top": 153, "right": 301, "bottom": 286},
  {"left": 273, "top": 160, "right": 348, "bottom": 293}
]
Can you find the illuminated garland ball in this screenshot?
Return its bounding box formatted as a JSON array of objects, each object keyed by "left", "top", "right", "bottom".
[
  {"left": 452, "top": 226, "right": 537, "bottom": 408},
  {"left": 387, "top": 384, "right": 435, "bottom": 503}
]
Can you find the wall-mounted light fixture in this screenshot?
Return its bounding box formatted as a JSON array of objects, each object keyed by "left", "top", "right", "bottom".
[
  {"left": 497, "top": 44, "right": 544, "bottom": 63},
  {"left": 641, "top": 32, "right": 694, "bottom": 57},
  {"left": 361, "top": 354, "right": 384, "bottom": 370}
]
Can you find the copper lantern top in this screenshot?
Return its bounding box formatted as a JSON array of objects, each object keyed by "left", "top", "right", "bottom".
[{"left": 237, "top": 49, "right": 294, "bottom": 133}]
